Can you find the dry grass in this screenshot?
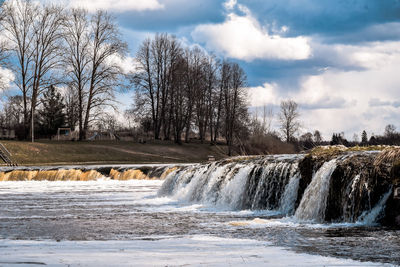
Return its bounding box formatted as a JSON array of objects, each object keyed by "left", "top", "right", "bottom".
[
  {"left": 310, "top": 145, "right": 390, "bottom": 158},
  {"left": 374, "top": 147, "right": 400, "bottom": 166},
  {"left": 0, "top": 140, "right": 229, "bottom": 166},
  {"left": 309, "top": 145, "right": 348, "bottom": 158}
]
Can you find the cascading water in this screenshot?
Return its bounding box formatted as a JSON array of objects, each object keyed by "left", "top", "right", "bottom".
[
  {"left": 357, "top": 188, "right": 393, "bottom": 225},
  {"left": 0, "top": 149, "right": 397, "bottom": 225},
  {"left": 158, "top": 152, "right": 398, "bottom": 225},
  {"left": 159, "top": 155, "right": 304, "bottom": 211},
  {"left": 279, "top": 171, "right": 300, "bottom": 215},
  {"left": 294, "top": 159, "right": 338, "bottom": 222},
  {"left": 0, "top": 165, "right": 181, "bottom": 181}
]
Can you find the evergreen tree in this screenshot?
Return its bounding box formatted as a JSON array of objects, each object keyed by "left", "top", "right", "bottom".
[
  {"left": 361, "top": 130, "right": 368, "bottom": 146},
  {"left": 38, "top": 85, "right": 66, "bottom": 138},
  {"left": 330, "top": 132, "right": 349, "bottom": 146},
  {"left": 330, "top": 133, "right": 339, "bottom": 145}
]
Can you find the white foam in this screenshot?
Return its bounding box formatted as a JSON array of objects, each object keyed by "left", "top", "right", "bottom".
[{"left": 0, "top": 236, "right": 390, "bottom": 267}]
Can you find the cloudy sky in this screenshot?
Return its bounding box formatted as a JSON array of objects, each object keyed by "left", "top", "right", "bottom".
[{"left": 6, "top": 0, "right": 400, "bottom": 140}]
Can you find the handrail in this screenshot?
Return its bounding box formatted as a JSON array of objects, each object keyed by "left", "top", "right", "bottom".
[
  {"left": 0, "top": 142, "right": 16, "bottom": 166},
  {"left": 0, "top": 142, "right": 11, "bottom": 156}
]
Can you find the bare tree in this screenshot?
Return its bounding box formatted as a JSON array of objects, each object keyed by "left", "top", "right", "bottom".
[
  {"left": 62, "top": 8, "right": 90, "bottom": 139},
  {"left": 279, "top": 100, "right": 300, "bottom": 142},
  {"left": 2, "top": 95, "right": 24, "bottom": 129},
  {"left": 1, "top": 0, "right": 37, "bottom": 139},
  {"left": 96, "top": 112, "right": 119, "bottom": 133},
  {"left": 0, "top": 4, "right": 9, "bottom": 89},
  {"left": 182, "top": 47, "right": 203, "bottom": 143},
  {"left": 384, "top": 124, "right": 396, "bottom": 138},
  {"left": 313, "top": 130, "right": 322, "bottom": 145},
  {"left": 134, "top": 38, "right": 157, "bottom": 138},
  {"left": 203, "top": 54, "right": 218, "bottom": 144},
  {"left": 82, "top": 10, "right": 128, "bottom": 138},
  {"left": 62, "top": 9, "right": 127, "bottom": 139},
  {"left": 261, "top": 105, "right": 273, "bottom": 134},
  {"left": 224, "top": 62, "right": 247, "bottom": 156},
  {"left": 29, "top": 4, "right": 65, "bottom": 142},
  {"left": 214, "top": 60, "right": 230, "bottom": 143},
  {"left": 134, "top": 33, "right": 180, "bottom": 140},
  {"left": 300, "top": 131, "right": 314, "bottom": 149},
  {"left": 169, "top": 55, "right": 187, "bottom": 144},
  {"left": 192, "top": 47, "right": 208, "bottom": 143}
]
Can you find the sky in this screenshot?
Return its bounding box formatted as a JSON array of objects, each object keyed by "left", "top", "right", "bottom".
[{"left": 3, "top": 0, "right": 400, "bottom": 140}]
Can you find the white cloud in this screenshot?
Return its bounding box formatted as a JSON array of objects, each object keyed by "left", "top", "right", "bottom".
[
  {"left": 192, "top": 6, "right": 311, "bottom": 61},
  {"left": 292, "top": 75, "right": 354, "bottom": 110},
  {"left": 68, "top": 0, "right": 163, "bottom": 13},
  {"left": 0, "top": 67, "right": 15, "bottom": 90},
  {"left": 295, "top": 57, "right": 400, "bottom": 138},
  {"left": 107, "top": 54, "right": 138, "bottom": 75},
  {"left": 331, "top": 41, "right": 400, "bottom": 70},
  {"left": 247, "top": 40, "right": 400, "bottom": 139},
  {"left": 247, "top": 82, "right": 280, "bottom": 107},
  {"left": 223, "top": 0, "right": 237, "bottom": 10}
]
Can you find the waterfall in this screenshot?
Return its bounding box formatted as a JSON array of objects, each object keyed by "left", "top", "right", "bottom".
[
  {"left": 1, "top": 150, "right": 398, "bottom": 226},
  {"left": 0, "top": 165, "right": 179, "bottom": 181},
  {"left": 279, "top": 171, "right": 300, "bottom": 215},
  {"left": 159, "top": 162, "right": 255, "bottom": 209},
  {"left": 294, "top": 159, "right": 338, "bottom": 222},
  {"left": 357, "top": 188, "right": 393, "bottom": 225},
  {"left": 158, "top": 155, "right": 303, "bottom": 211},
  {"left": 250, "top": 162, "right": 294, "bottom": 210}
]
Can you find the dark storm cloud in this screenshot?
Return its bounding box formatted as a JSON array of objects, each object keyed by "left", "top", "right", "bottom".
[
  {"left": 117, "top": 0, "right": 225, "bottom": 32},
  {"left": 245, "top": 0, "right": 400, "bottom": 43},
  {"left": 239, "top": 45, "right": 365, "bottom": 88},
  {"left": 115, "top": 0, "right": 400, "bottom": 44},
  {"left": 321, "top": 22, "right": 400, "bottom": 44}
]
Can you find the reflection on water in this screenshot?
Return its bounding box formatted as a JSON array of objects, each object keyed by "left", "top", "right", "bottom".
[{"left": 0, "top": 180, "right": 399, "bottom": 265}]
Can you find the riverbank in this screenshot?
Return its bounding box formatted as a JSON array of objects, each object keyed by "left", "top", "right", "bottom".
[{"left": 0, "top": 140, "right": 229, "bottom": 166}]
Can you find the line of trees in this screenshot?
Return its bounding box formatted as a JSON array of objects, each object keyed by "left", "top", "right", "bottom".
[
  {"left": 330, "top": 124, "right": 400, "bottom": 147},
  {"left": 131, "top": 34, "right": 248, "bottom": 155},
  {"left": 0, "top": 0, "right": 127, "bottom": 141}
]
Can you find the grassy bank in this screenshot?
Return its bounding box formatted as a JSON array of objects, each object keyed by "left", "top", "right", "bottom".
[{"left": 0, "top": 140, "right": 230, "bottom": 166}]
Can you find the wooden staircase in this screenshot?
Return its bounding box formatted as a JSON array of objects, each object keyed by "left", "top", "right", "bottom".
[{"left": 0, "top": 142, "right": 17, "bottom": 166}]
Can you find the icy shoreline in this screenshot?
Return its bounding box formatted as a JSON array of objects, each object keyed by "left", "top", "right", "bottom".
[{"left": 0, "top": 235, "right": 392, "bottom": 267}]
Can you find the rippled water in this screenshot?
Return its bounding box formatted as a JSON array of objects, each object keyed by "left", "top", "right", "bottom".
[{"left": 0, "top": 180, "right": 399, "bottom": 265}]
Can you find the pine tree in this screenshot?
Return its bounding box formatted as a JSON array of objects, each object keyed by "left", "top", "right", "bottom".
[
  {"left": 38, "top": 85, "right": 66, "bottom": 138},
  {"left": 361, "top": 130, "right": 368, "bottom": 146}
]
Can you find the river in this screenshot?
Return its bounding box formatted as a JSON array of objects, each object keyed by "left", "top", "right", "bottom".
[{"left": 0, "top": 178, "right": 398, "bottom": 266}]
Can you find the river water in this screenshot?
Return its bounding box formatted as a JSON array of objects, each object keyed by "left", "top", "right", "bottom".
[{"left": 0, "top": 179, "right": 398, "bottom": 266}]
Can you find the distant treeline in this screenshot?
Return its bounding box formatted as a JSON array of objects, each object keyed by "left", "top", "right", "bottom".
[{"left": 328, "top": 125, "right": 400, "bottom": 147}]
